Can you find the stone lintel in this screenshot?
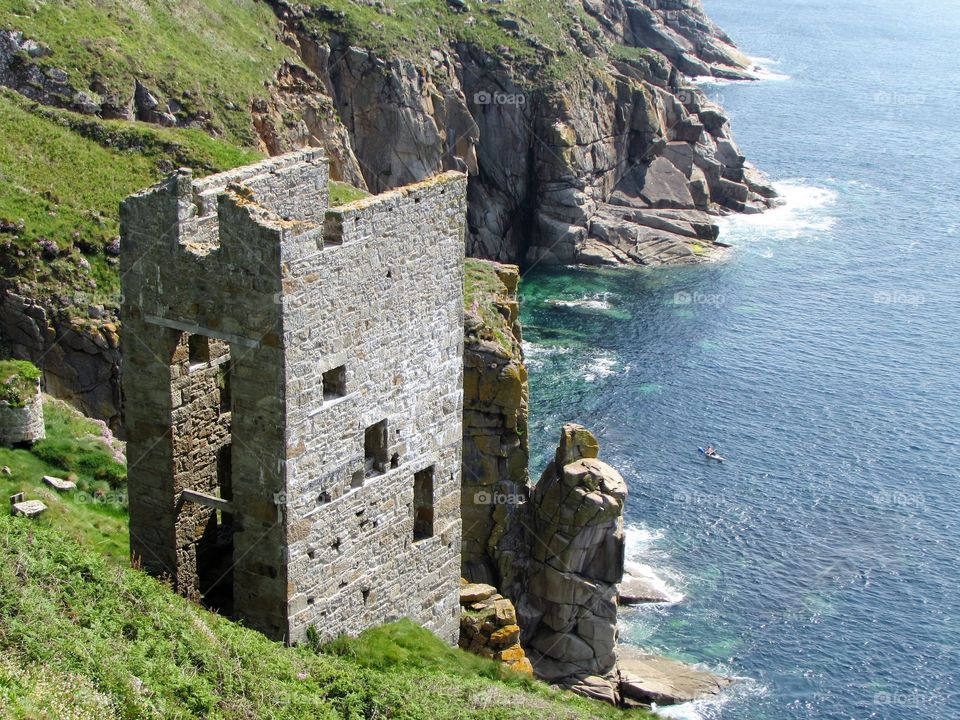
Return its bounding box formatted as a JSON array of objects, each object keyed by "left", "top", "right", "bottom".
[
  {"left": 144, "top": 315, "right": 261, "bottom": 349},
  {"left": 180, "top": 488, "right": 233, "bottom": 513}
]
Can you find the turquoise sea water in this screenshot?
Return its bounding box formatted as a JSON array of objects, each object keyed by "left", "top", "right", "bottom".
[{"left": 520, "top": 1, "right": 960, "bottom": 718}]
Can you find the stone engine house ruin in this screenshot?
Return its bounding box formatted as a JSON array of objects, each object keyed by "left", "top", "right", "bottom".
[{"left": 120, "top": 149, "right": 466, "bottom": 643}]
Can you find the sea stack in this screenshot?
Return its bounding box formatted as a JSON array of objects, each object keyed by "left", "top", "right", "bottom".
[{"left": 520, "top": 424, "right": 627, "bottom": 684}]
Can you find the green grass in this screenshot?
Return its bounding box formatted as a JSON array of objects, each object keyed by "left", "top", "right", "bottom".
[
  {"left": 0, "top": 0, "right": 296, "bottom": 146},
  {"left": 31, "top": 397, "right": 126, "bottom": 490},
  {"left": 300, "top": 0, "right": 601, "bottom": 85},
  {"left": 0, "top": 513, "right": 648, "bottom": 719},
  {"left": 0, "top": 359, "right": 40, "bottom": 407},
  {"left": 0, "top": 90, "right": 261, "bottom": 307},
  {"left": 465, "top": 258, "right": 519, "bottom": 352},
  {"left": 328, "top": 179, "right": 371, "bottom": 206},
  {"left": 0, "top": 396, "right": 128, "bottom": 562}
]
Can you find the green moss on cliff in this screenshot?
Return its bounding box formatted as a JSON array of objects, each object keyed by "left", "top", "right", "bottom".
[
  {"left": 328, "top": 179, "right": 371, "bottom": 206},
  {"left": 0, "top": 359, "right": 40, "bottom": 407},
  {"left": 0, "top": 0, "right": 296, "bottom": 146},
  {"left": 300, "top": 0, "right": 602, "bottom": 83},
  {"left": 465, "top": 258, "right": 520, "bottom": 353}
]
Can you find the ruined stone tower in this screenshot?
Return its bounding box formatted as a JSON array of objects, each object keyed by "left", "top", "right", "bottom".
[{"left": 120, "top": 149, "right": 466, "bottom": 643}]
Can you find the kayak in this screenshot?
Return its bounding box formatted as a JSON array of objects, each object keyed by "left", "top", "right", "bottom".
[{"left": 698, "top": 447, "right": 725, "bottom": 462}]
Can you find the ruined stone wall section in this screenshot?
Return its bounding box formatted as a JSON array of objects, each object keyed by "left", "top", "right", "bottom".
[
  {"left": 283, "top": 172, "right": 468, "bottom": 644},
  {"left": 121, "top": 150, "right": 325, "bottom": 639},
  {"left": 0, "top": 385, "right": 44, "bottom": 445},
  {"left": 169, "top": 336, "right": 231, "bottom": 601},
  {"left": 122, "top": 149, "right": 466, "bottom": 644}
]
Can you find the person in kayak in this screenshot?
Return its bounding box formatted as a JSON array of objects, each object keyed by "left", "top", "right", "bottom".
[{"left": 705, "top": 445, "right": 717, "bottom": 456}]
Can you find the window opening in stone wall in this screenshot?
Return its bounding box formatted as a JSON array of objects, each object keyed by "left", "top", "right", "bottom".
[
  {"left": 351, "top": 468, "right": 364, "bottom": 489},
  {"left": 322, "top": 365, "right": 346, "bottom": 400},
  {"left": 364, "top": 420, "right": 388, "bottom": 477},
  {"left": 188, "top": 333, "right": 210, "bottom": 369},
  {"left": 218, "top": 362, "right": 232, "bottom": 413},
  {"left": 413, "top": 466, "right": 435, "bottom": 542},
  {"left": 196, "top": 441, "right": 234, "bottom": 613}
]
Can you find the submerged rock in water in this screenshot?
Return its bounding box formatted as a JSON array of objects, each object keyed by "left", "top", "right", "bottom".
[{"left": 618, "top": 573, "right": 675, "bottom": 605}]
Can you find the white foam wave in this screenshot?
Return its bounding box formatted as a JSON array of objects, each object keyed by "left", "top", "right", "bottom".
[
  {"left": 746, "top": 56, "right": 790, "bottom": 82},
  {"left": 692, "top": 56, "right": 790, "bottom": 86},
  {"left": 718, "top": 180, "right": 838, "bottom": 244},
  {"left": 624, "top": 561, "right": 686, "bottom": 604},
  {"left": 622, "top": 523, "right": 685, "bottom": 603},
  {"left": 522, "top": 342, "right": 571, "bottom": 369},
  {"left": 652, "top": 678, "right": 768, "bottom": 720},
  {"left": 545, "top": 292, "right": 613, "bottom": 311},
  {"left": 583, "top": 355, "right": 617, "bottom": 382}
]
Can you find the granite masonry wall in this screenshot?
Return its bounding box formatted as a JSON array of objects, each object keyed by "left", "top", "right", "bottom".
[
  {"left": 120, "top": 148, "right": 467, "bottom": 644},
  {"left": 0, "top": 385, "right": 44, "bottom": 445}
]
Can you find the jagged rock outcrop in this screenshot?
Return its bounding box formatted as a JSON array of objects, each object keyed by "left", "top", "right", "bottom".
[
  {"left": 264, "top": 5, "right": 778, "bottom": 266},
  {"left": 0, "top": 293, "right": 120, "bottom": 426},
  {"left": 458, "top": 580, "right": 533, "bottom": 675},
  {"left": 461, "top": 261, "right": 529, "bottom": 597},
  {"left": 520, "top": 424, "right": 627, "bottom": 682}
]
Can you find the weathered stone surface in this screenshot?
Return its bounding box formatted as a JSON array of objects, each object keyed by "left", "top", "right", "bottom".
[
  {"left": 122, "top": 150, "right": 467, "bottom": 644},
  {"left": 522, "top": 424, "right": 627, "bottom": 682},
  {"left": 0, "top": 385, "right": 44, "bottom": 445},
  {"left": 458, "top": 586, "right": 531, "bottom": 673},
  {"left": 460, "top": 583, "right": 497, "bottom": 604},
  {"left": 11, "top": 499, "right": 47, "bottom": 518},
  {"left": 618, "top": 650, "right": 734, "bottom": 705},
  {"left": 563, "top": 675, "right": 620, "bottom": 706},
  {"left": 43, "top": 475, "right": 76, "bottom": 491},
  {"left": 461, "top": 262, "right": 529, "bottom": 595}
]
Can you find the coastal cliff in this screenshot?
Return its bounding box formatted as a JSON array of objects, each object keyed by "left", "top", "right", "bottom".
[
  {"left": 0, "top": 0, "right": 773, "bottom": 422},
  {"left": 462, "top": 259, "right": 530, "bottom": 597}
]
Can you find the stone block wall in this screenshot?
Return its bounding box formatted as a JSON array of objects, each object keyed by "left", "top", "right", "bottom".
[
  {"left": 121, "top": 148, "right": 466, "bottom": 643},
  {"left": 0, "top": 385, "right": 44, "bottom": 445}
]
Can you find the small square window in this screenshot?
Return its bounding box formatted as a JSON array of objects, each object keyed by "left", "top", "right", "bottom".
[{"left": 322, "top": 365, "right": 346, "bottom": 400}]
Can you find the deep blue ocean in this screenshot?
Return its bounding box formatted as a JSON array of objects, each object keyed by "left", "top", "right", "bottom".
[{"left": 520, "top": 1, "right": 960, "bottom": 718}]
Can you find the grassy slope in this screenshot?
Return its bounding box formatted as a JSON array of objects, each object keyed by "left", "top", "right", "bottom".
[
  {"left": 0, "top": 395, "right": 649, "bottom": 718},
  {"left": 0, "top": 396, "right": 128, "bottom": 562},
  {"left": 0, "top": 0, "right": 295, "bottom": 146},
  {"left": 0, "top": 89, "right": 262, "bottom": 305},
  {"left": 0, "top": 514, "right": 650, "bottom": 719}
]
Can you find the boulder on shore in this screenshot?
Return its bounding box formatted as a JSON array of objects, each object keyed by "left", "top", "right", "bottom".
[{"left": 617, "top": 648, "right": 733, "bottom": 706}]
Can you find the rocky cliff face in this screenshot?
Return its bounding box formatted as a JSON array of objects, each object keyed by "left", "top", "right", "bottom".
[
  {"left": 262, "top": 0, "right": 778, "bottom": 266},
  {"left": 0, "top": 292, "right": 120, "bottom": 425},
  {"left": 0, "top": 0, "right": 774, "bottom": 426},
  {"left": 461, "top": 260, "right": 529, "bottom": 597}
]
